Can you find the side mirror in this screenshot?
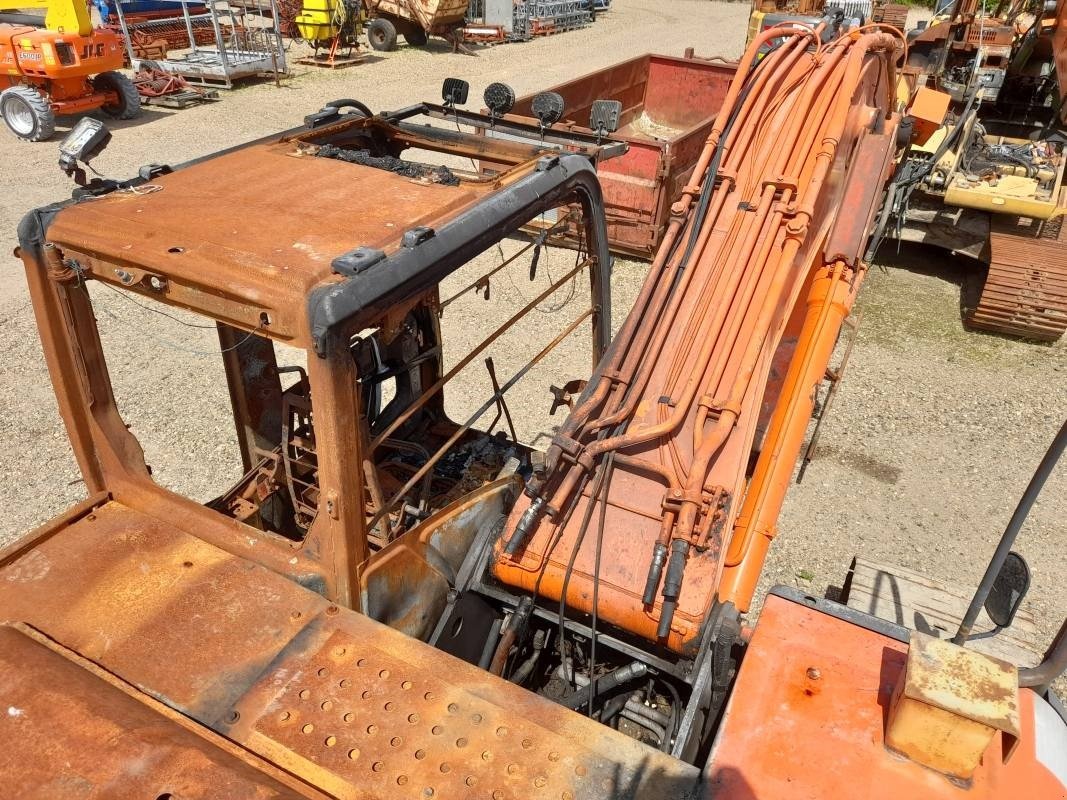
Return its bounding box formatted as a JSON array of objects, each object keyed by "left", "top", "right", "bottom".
[
  {"left": 59, "top": 117, "right": 111, "bottom": 187},
  {"left": 984, "top": 551, "right": 1030, "bottom": 628}
]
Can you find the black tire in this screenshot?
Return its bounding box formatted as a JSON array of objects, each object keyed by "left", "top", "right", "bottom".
[
  {"left": 367, "top": 17, "right": 398, "bottom": 51},
  {"left": 0, "top": 85, "right": 55, "bottom": 142},
  {"left": 403, "top": 27, "right": 428, "bottom": 46},
  {"left": 92, "top": 70, "right": 142, "bottom": 120}
]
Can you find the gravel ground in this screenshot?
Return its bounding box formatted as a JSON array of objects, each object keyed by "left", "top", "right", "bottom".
[{"left": 1, "top": 0, "right": 1064, "bottom": 688}]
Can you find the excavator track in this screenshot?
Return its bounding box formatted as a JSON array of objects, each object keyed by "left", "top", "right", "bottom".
[{"left": 967, "top": 206, "right": 1067, "bottom": 342}]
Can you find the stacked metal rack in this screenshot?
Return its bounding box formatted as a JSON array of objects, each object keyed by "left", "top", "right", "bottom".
[
  {"left": 113, "top": 0, "right": 287, "bottom": 87},
  {"left": 511, "top": 0, "right": 591, "bottom": 40},
  {"left": 463, "top": 0, "right": 596, "bottom": 43}
]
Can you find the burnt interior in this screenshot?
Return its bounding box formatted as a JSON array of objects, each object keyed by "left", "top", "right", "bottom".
[{"left": 210, "top": 304, "right": 529, "bottom": 550}]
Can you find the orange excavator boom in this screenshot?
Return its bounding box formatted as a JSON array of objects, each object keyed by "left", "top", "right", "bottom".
[{"left": 495, "top": 23, "right": 904, "bottom": 653}]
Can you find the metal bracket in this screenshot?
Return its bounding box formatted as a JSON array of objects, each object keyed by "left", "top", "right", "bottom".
[
  {"left": 137, "top": 163, "right": 173, "bottom": 181},
  {"left": 331, "top": 246, "right": 386, "bottom": 278},
  {"left": 762, "top": 175, "right": 799, "bottom": 197},
  {"left": 536, "top": 155, "right": 561, "bottom": 172},
  {"left": 402, "top": 226, "right": 436, "bottom": 248},
  {"left": 548, "top": 379, "right": 587, "bottom": 415}
]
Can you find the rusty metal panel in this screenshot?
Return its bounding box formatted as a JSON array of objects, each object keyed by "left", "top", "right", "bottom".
[
  {"left": 41, "top": 139, "right": 491, "bottom": 347},
  {"left": 0, "top": 625, "right": 323, "bottom": 800},
  {"left": 227, "top": 623, "right": 702, "bottom": 799},
  {"left": 0, "top": 502, "right": 700, "bottom": 797},
  {"left": 0, "top": 500, "right": 329, "bottom": 722},
  {"left": 357, "top": 477, "right": 519, "bottom": 641}
]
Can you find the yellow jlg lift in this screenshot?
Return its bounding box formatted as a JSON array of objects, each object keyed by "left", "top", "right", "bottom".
[{"left": 0, "top": 0, "right": 140, "bottom": 140}]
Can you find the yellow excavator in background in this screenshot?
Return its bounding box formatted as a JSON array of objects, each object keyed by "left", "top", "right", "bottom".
[
  {"left": 747, "top": 0, "right": 1067, "bottom": 341},
  {"left": 1, "top": 0, "right": 140, "bottom": 140}
]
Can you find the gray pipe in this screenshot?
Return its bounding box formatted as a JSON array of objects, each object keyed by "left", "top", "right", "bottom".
[
  {"left": 510, "top": 629, "right": 547, "bottom": 686},
  {"left": 562, "top": 661, "right": 649, "bottom": 710},
  {"left": 618, "top": 709, "right": 667, "bottom": 745},
  {"left": 553, "top": 664, "right": 672, "bottom": 728},
  {"left": 1019, "top": 618, "right": 1067, "bottom": 694},
  {"left": 953, "top": 420, "right": 1067, "bottom": 645}
]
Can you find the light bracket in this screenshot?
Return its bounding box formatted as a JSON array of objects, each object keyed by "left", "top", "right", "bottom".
[{"left": 58, "top": 118, "right": 111, "bottom": 187}]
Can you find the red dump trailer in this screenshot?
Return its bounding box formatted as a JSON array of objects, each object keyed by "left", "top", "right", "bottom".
[{"left": 507, "top": 52, "right": 739, "bottom": 258}]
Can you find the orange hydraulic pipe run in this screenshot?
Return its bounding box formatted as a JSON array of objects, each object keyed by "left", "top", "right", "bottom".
[
  {"left": 668, "top": 47, "right": 857, "bottom": 545},
  {"left": 547, "top": 24, "right": 817, "bottom": 456},
  {"left": 606, "top": 32, "right": 846, "bottom": 465},
  {"left": 660, "top": 34, "right": 900, "bottom": 633},
  {"left": 571, "top": 36, "right": 821, "bottom": 461},
  {"left": 541, "top": 34, "right": 819, "bottom": 517},
  {"left": 497, "top": 23, "right": 905, "bottom": 652},
  {"left": 718, "top": 259, "right": 861, "bottom": 611}
]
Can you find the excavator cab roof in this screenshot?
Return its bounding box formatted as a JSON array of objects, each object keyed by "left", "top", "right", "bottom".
[{"left": 34, "top": 109, "right": 613, "bottom": 353}]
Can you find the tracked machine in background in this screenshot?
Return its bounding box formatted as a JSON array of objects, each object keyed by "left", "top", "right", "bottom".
[
  {"left": 750, "top": 0, "right": 1067, "bottom": 340},
  {"left": 2, "top": 18, "right": 1066, "bottom": 800},
  {"left": 886, "top": 0, "right": 1067, "bottom": 339}
]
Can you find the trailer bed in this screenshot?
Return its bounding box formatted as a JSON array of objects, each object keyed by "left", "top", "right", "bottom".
[{"left": 504, "top": 52, "right": 739, "bottom": 257}]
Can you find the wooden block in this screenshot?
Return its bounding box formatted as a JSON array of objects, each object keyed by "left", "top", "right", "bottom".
[{"left": 843, "top": 557, "right": 1043, "bottom": 667}]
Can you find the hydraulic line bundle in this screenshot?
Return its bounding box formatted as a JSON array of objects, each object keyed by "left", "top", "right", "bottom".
[{"left": 494, "top": 22, "right": 906, "bottom": 654}]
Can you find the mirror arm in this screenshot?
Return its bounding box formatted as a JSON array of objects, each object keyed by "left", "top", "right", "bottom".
[
  {"left": 952, "top": 419, "right": 1067, "bottom": 645},
  {"left": 961, "top": 624, "right": 1003, "bottom": 643}
]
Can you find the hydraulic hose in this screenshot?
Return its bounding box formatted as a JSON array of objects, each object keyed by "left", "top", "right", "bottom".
[
  {"left": 561, "top": 661, "right": 649, "bottom": 710},
  {"left": 540, "top": 35, "right": 820, "bottom": 519},
  {"left": 541, "top": 26, "right": 817, "bottom": 463}
]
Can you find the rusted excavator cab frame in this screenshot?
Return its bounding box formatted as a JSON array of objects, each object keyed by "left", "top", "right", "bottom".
[
  {"left": 17, "top": 106, "right": 613, "bottom": 611},
  {"left": 5, "top": 104, "right": 725, "bottom": 800}
]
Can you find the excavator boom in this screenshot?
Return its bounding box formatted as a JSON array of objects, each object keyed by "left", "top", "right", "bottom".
[{"left": 495, "top": 23, "right": 903, "bottom": 654}]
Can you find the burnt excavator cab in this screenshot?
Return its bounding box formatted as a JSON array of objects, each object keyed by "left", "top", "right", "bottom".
[
  {"left": 7, "top": 22, "right": 908, "bottom": 774},
  {"left": 7, "top": 25, "right": 1067, "bottom": 797},
  {"left": 13, "top": 99, "right": 615, "bottom": 624},
  {"left": 4, "top": 96, "right": 725, "bottom": 798}
]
